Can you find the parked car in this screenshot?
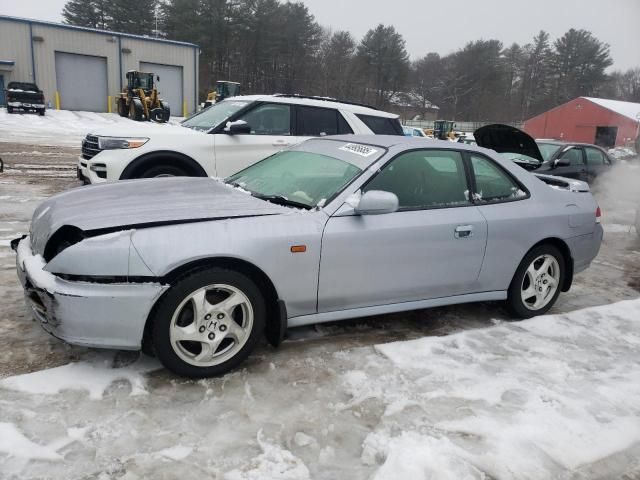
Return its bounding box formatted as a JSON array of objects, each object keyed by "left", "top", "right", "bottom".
[
  {"left": 14, "top": 135, "right": 602, "bottom": 377},
  {"left": 5, "top": 81, "right": 46, "bottom": 115},
  {"left": 534, "top": 140, "right": 613, "bottom": 182},
  {"left": 77, "top": 94, "right": 403, "bottom": 184},
  {"left": 474, "top": 124, "right": 613, "bottom": 182},
  {"left": 402, "top": 126, "right": 426, "bottom": 137}
]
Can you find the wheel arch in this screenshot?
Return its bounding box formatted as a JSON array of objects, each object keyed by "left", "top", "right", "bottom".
[
  {"left": 524, "top": 237, "right": 574, "bottom": 292},
  {"left": 119, "top": 150, "right": 208, "bottom": 180},
  {"left": 142, "top": 256, "right": 284, "bottom": 353}
]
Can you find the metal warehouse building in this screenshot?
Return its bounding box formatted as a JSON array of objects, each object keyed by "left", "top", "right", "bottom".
[
  {"left": 0, "top": 15, "right": 199, "bottom": 116},
  {"left": 524, "top": 97, "right": 640, "bottom": 148}
]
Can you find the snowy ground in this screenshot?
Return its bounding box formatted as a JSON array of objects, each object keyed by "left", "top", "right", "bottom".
[
  {"left": 0, "top": 107, "right": 184, "bottom": 147},
  {"left": 1, "top": 113, "right": 640, "bottom": 478}
]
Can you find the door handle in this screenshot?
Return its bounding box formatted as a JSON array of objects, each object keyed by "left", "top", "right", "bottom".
[
  {"left": 272, "top": 139, "right": 291, "bottom": 146},
  {"left": 454, "top": 225, "right": 473, "bottom": 239}
]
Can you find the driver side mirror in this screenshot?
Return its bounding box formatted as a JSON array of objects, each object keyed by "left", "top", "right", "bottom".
[
  {"left": 354, "top": 190, "right": 399, "bottom": 215},
  {"left": 554, "top": 158, "right": 570, "bottom": 168},
  {"left": 224, "top": 120, "right": 252, "bottom": 135}
]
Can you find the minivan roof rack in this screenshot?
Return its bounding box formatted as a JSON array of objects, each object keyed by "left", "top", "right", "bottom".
[{"left": 272, "top": 94, "right": 378, "bottom": 111}]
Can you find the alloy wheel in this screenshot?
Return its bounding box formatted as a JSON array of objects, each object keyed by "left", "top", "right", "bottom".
[
  {"left": 520, "top": 254, "right": 560, "bottom": 311},
  {"left": 169, "top": 284, "right": 254, "bottom": 367}
]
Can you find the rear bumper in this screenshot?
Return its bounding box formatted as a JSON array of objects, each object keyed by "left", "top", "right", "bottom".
[
  {"left": 569, "top": 224, "right": 604, "bottom": 274},
  {"left": 15, "top": 236, "right": 168, "bottom": 350}
]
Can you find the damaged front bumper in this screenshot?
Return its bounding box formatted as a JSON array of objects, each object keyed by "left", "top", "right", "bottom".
[{"left": 14, "top": 236, "right": 168, "bottom": 350}]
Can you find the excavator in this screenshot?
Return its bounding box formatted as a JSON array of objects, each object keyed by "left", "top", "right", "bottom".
[
  {"left": 203, "top": 80, "right": 241, "bottom": 108},
  {"left": 116, "top": 70, "right": 170, "bottom": 123}
]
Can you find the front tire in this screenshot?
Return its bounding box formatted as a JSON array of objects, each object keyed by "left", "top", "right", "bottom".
[
  {"left": 507, "top": 244, "right": 565, "bottom": 318},
  {"left": 139, "top": 164, "right": 189, "bottom": 178},
  {"left": 7, "top": 106, "right": 14, "bottom": 114},
  {"left": 151, "top": 268, "right": 266, "bottom": 378}
]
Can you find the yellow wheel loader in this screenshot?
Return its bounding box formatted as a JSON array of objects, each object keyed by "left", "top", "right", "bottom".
[
  {"left": 116, "top": 71, "right": 170, "bottom": 123},
  {"left": 203, "top": 80, "right": 241, "bottom": 108}
]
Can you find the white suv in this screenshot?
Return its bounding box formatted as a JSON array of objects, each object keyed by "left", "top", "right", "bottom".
[{"left": 77, "top": 94, "right": 403, "bottom": 183}]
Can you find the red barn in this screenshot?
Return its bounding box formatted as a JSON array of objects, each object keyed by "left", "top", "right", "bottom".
[{"left": 523, "top": 97, "right": 640, "bottom": 148}]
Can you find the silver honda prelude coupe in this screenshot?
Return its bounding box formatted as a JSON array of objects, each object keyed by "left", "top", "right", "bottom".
[{"left": 13, "top": 135, "right": 603, "bottom": 377}]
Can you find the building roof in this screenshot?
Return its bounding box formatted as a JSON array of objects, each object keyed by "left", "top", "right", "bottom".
[
  {"left": 0, "top": 15, "right": 199, "bottom": 49},
  {"left": 583, "top": 97, "right": 640, "bottom": 122}
]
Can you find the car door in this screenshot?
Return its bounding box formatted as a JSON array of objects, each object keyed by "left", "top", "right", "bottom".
[
  {"left": 584, "top": 146, "right": 611, "bottom": 181},
  {"left": 550, "top": 146, "right": 587, "bottom": 181},
  {"left": 317, "top": 149, "right": 488, "bottom": 313},
  {"left": 213, "top": 102, "right": 296, "bottom": 178}
]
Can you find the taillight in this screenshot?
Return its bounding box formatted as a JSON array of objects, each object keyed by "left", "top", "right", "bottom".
[{"left": 596, "top": 206, "right": 602, "bottom": 224}]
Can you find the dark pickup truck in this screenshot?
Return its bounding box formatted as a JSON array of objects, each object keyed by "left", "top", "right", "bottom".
[{"left": 5, "top": 81, "right": 46, "bottom": 115}]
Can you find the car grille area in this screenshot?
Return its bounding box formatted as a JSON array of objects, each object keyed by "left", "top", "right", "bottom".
[{"left": 81, "top": 134, "right": 102, "bottom": 160}]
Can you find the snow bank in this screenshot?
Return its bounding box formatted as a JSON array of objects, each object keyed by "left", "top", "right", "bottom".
[
  {"left": 353, "top": 299, "right": 640, "bottom": 479},
  {"left": 0, "top": 423, "right": 63, "bottom": 461},
  {"left": 0, "top": 108, "right": 184, "bottom": 147},
  {"left": 0, "top": 354, "right": 161, "bottom": 400},
  {"left": 224, "top": 430, "right": 311, "bottom": 480}
]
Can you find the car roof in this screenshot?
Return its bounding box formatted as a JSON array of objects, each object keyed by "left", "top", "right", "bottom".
[
  {"left": 315, "top": 134, "right": 481, "bottom": 151},
  {"left": 229, "top": 95, "right": 398, "bottom": 118},
  {"left": 536, "top": 139, "right": 606, "bottom": 149}
]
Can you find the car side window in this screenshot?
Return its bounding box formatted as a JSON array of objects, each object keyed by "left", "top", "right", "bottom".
[
  {"left": 356, "top": 114, "right": 404, "bottom": 135},
  {"left": 558, "top": 147, "right": 583, "bottom": 166},
  {"left": 296, "top": 106, "right": 348, "bottom": 136},
  {"left": 237, "top": 103, "right": 291, "bottom": 136},
  {"left": 585, "top": 147, "right": 606, "bottom": 166},
  {"left": 364, "top": 150, "right": 470, "bottom": 210},
  {"left": 470, "top": 154, "right": 526, "bottom": 203}
]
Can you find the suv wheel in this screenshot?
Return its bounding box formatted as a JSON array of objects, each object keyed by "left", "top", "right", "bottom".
[
  {"left": 151, "top": 268, "right": 266, "bottom": 377},
  {"left": 139, "top": 164, "right": 189, "bottom": 178}
]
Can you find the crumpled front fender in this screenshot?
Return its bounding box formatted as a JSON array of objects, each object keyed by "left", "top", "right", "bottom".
[{"left": 44, "top": 229, "right": 155, "bottom": 277}]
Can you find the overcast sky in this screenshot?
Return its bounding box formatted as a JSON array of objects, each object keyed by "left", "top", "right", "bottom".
[{"left": 1, "top": 0, "right": 638, "bottom": 70}]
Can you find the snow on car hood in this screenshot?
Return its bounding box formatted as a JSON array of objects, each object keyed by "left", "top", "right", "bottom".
[{"left": 30, "top": 177, "right": 288, "bottom": 255}]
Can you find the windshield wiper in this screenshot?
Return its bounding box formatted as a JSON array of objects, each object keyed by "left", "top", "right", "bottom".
[{"left": 251, "top": 193, "right": 312, "bottom": 210}]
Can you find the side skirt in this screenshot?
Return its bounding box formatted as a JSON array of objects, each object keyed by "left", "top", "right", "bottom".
[{"left": 287, "top": 291, "right": 507, "bottom": 328}]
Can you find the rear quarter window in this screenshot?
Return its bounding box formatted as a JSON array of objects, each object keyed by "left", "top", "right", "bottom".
[{"left": 356, "top": 114, "right": 403, "bottom": 135}]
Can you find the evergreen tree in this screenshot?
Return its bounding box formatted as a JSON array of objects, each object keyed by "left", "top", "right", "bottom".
[
  {"left": 62, "top": 0, "right": 109, "bottom": 29},
  {"left": 356, "top": 25, "right": 409, "bottom": 107},
  {"left": 106, "top": 0, "right": 159, "bottom": 36},
  {"left": 552, "top": 28, "right": 613, "bottom": 103}
]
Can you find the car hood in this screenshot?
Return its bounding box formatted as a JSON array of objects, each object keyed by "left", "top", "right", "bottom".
[
  {"left": 90, "top": 121, "right": 200, "bottom": 138},
  {"left": 474, "top": 124, "right": 544, "bottom": 163},
  {"left": 30, "top": 177, "right": 289, "bottom": 255}
]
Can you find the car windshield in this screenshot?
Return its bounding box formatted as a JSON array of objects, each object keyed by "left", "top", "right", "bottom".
[
  {"left": 226, "top": 150, "right": 362, "bottom": 209},
  {"left": 182, "top": 99, "right": 251, "bottom": 131},
  {"left": 537, "top": 142, "right": 562, "bottom": 162}
]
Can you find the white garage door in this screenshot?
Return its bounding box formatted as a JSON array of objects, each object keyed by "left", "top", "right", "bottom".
[
  {"left": 55, "top": 52, "right": 108, "bottom": 112},
  {"left": 140, "top": 62, "right": 183, "bottom": 117}
]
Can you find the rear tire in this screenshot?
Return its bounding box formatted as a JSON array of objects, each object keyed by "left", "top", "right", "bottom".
[
  {"left": 7, "top": 106, "right": 13, "bottom": 114},
  {"left": 139, "top": 164, "right": 189, "bottom": 178},
  {"left": 151, "top": 268, "right": 266, "bottom": 378},
  {"left": 506, "top": 244, "right": 565, "bottom": 318}
]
